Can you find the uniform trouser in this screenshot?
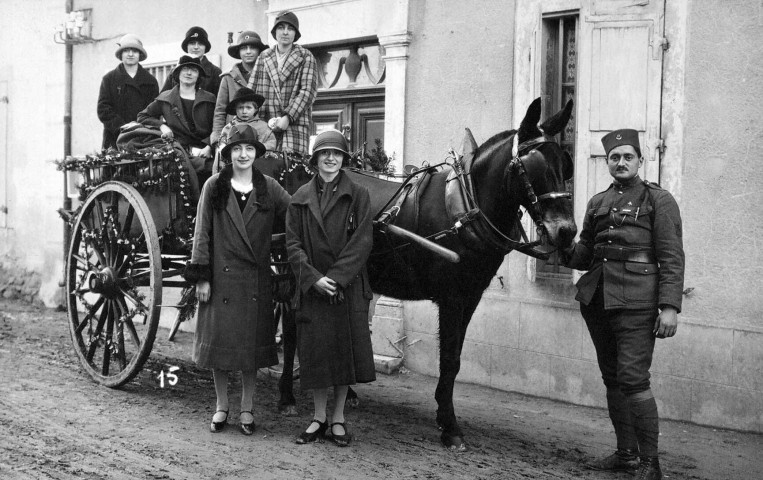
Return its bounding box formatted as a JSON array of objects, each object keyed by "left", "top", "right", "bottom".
[{"left": 580, "top": 286, "right": 660, "bottom": 457}]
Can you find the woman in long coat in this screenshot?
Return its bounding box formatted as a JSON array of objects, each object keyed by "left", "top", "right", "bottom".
[
  {"left": 286, "top": 130, "right": 375, "bottom": 446},
  {"left": 184, "top": 124, "right": 290, "bottom": 435},
  {"left": 97, "top": 34, "right": 158, "bottom": 149}
]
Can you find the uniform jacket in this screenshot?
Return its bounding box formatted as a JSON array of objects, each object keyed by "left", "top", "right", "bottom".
[
  {"left": 186, "top": 168, "right": 291, "bottom": 370},
  {"left": 286, "top": 170, "right": 375, "bottom": 389},
  {"left": 564, "top": 176, "right": 685, "bottom": 312},
  {"left": 137, "top": 85, "right": 216, "bottom": 149},
  {"left": 247, "top": 44, "right": 317, "bottom": 155},
  {"left": 97, "top": 63, "right": 159, "bottom": 149},
  {"left": 161, "top": 55, "right": 222, "bottom": 97},
  {"left": 211, "top": 62, "right": 253, "bottom": 145}
]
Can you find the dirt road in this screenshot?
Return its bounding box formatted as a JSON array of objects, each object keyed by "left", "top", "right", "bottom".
[{"left": 0, "top": 299, "right": 760, "bottom": 479}]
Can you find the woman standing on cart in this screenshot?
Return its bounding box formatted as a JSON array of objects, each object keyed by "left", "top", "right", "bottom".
[
  {"left": 286, "top": 130, "right": 375, "bottom": 446},
  {"left": 184, "top": 124, "right": 291, "bottom": 435}
]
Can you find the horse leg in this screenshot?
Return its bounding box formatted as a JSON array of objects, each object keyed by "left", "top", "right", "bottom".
[
  {"left": 435, "top": 294, "right": 482, "bottom": 451},
  {"left": 278, "top": 308, "right": 298, "bottom": 416}
]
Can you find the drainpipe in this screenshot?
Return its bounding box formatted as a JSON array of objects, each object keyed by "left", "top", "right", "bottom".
[{"left": 63, "top": 0, "right": 73, "bottom": 259}]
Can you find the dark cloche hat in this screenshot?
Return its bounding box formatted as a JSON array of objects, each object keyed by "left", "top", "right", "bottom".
[
  {"left": 602, "top": 129, "right": 641, "bottom": 155},
  {"left": 228, "top": 31, "right": 268, "bottom": 59},
  {"left": 310, "top": 129, "right": 349, "bottom": 165},
  {"left": 172, "top": 55, "right": 207, "bottom": 82},
  {"left": 226, "top": 87, "right": 265, "bottom": 116},
  {"left": 271, "top": 11, "right": 301, "bottom": 42},
  {"left": 181, "top": 26, "right": 211, "bottom": 53},
  {"left": 221, "top": 124, "right": 266, "bottom": 160}
]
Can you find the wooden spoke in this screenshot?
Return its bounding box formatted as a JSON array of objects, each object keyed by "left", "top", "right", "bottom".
[
  {"left": 85, "top": 300, "right": 109, "bottom": 362},
  {"left": 121, "top": 204, "right": 135, "bottom": 238},
  {"left": 74, "top": 297, "right": 105, "bottom": 335},
  {"left": 72, "top": 253, "right": 93, "bottom": 271},
  {"left": 117, "top": 296, "right": 141, "bottom": 348},
  {"left": 101, "top": 300, "right": 115, "bottom": 376}
]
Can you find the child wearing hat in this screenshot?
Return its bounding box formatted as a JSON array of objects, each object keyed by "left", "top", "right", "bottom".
[
  {"left": 247, "top": 11, "right": 317, "bottom": 156},
  {"left": 185, "top": 123, "right": 291, "bottom": 436},
  {"left": 212, "top": 87, "right": 276, "bottom": 173},
  {"left": 211, "top": 31, "right": 269, "bottom": 147},
  {"left": 161, "top": 26, "right": 223, "bottom": 96},
  {"left": 97, "top": 34, "right": 159, "bottom": 149}
]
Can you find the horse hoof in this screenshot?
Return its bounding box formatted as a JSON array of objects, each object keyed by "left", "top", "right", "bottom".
[
  {"left": 345, "top": 397, "right": 360, "bottom": 408},
  {"left": 441, "top": 434, "right": 467, "bottom": 452},
  {"left": 279, "top": 405, "right": 298, "bottom": 416}
]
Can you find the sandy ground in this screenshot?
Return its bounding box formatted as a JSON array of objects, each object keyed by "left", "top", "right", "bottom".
[{"left": 0, "top": 298, "right": 760, "bottom": 480}]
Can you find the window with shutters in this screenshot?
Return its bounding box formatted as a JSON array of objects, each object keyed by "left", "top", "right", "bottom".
[{"left": 536, "top": 12, "right": 578, "bottom": 279}]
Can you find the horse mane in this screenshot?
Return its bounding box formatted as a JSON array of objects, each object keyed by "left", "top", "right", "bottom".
[{"left": 474, "top": 129, "right": 516, "bottom": 158}]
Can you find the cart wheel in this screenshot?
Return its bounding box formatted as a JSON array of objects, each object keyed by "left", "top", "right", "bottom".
[{"left": 66, "top": 181, "right": 162, "bottom": 388}]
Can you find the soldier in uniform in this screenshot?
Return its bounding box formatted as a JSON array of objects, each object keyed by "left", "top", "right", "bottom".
[{"left": 562, "top": 129, "right": 685, "bottom": 480}]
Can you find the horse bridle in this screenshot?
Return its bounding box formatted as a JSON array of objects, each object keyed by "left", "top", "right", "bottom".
[{"left": 507, "top": 133, "right": 572, "bottom": 247}]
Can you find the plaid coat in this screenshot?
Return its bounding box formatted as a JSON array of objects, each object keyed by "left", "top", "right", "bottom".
[{"left": 247, "top": 44, "right": 317, "bottom": 155}]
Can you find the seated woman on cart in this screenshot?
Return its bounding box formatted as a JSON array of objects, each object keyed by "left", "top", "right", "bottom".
[{"left": 137, "top": 55, "right": 216, "bottom": 187}]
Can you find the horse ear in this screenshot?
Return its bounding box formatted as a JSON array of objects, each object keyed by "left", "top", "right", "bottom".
[
  {"left": 518, "top": 98, "right": 543, "bottom": 141},
  {"left": 540, "top": 99, "right": 574, "bottom": 136}
]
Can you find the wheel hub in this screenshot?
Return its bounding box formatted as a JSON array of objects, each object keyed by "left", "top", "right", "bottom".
[{"left": 88, "top": 267, "right": 120, "bottom": 298}]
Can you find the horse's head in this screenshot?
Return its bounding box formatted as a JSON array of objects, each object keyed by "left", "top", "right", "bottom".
[{"left": 508, "top": 98, "right": 577, "bottom": 249}]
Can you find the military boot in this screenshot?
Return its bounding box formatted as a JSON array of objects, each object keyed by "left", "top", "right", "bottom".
[
  {"left": 635, "top": 456, "right": 662, "bottom": 480},
  {"left": 588, "top": 448, "right": 639, "bottom": 471}
]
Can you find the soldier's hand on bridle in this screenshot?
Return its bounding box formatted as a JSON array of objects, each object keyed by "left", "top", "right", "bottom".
[{"left": 654, "top": 306, "right": 678, "bottom": 338}]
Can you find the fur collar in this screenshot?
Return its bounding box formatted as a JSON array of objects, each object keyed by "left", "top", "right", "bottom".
[{"left": 210, "top": 165, "right": 271, "bottom": 211}]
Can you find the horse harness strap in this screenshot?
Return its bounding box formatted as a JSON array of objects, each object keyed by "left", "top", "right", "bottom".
[{"left": 444, "top": 133, "right": 570, "bottom": 259}]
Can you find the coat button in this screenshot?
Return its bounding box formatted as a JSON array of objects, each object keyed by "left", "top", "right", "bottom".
[{"left": 223, "top": 266, "right": 230, "bottom": 272}]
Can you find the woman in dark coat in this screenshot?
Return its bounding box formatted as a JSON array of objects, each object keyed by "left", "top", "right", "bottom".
[
  {"left": 97, "top": 34, "right": 159, "bottom": 149},
  {"left": 286, "top": 130, "right": 375, "bottom": 446},
  {"left": 184, "top": 124, "right": 290, "bottom": 435},
  {"left": 137, "top": 55, "right": 216, "bottom": 176}
]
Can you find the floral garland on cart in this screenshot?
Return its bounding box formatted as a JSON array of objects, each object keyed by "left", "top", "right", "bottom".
[{"left": 55, "top": 144, "right": 196, "bottom": 248}]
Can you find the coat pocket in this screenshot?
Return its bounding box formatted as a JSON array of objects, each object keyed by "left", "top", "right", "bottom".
[{"left": 622, "top": 262, "right": 659, "bottom": 303}]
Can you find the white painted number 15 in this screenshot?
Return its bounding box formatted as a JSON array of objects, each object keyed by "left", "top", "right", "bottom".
[{"left": 158, "top": 366, "right": 180, "bottom": 388}]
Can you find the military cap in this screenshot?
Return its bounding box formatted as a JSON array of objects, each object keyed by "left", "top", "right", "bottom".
[{"left": 602, "top": 129, "right": 640, "bottom": 155}]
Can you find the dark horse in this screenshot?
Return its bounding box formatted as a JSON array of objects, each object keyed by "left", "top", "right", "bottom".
[{"left": 275, "top": 98, "right": 577, "bottom": 450}]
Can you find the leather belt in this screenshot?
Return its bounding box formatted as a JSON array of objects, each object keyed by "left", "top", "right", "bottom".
[{"left": 593, "top": 245, "right": 656, "bottom": 264}]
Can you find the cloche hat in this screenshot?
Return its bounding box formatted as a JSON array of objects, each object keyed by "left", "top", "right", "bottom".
[
  {"left": 228, "top": 31, "right": 268, "bottom": 59},
  {"left": 181, "top": 26, "right": 211, "bottom": 53},
  {"left": 172, "top": 55, "right": 207, "bottom": 82},
  {"left": 271, "top": 11, "right": 301, "bottom": 42},
  {"left": 221, "top": 124, "right": 266, "bottom": 160},
  {"left": 115, "top": 34, "right": 147, "bottom": 62},
  {"left": 310, "top": 129, "right": 349, "bottom": 165}
]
